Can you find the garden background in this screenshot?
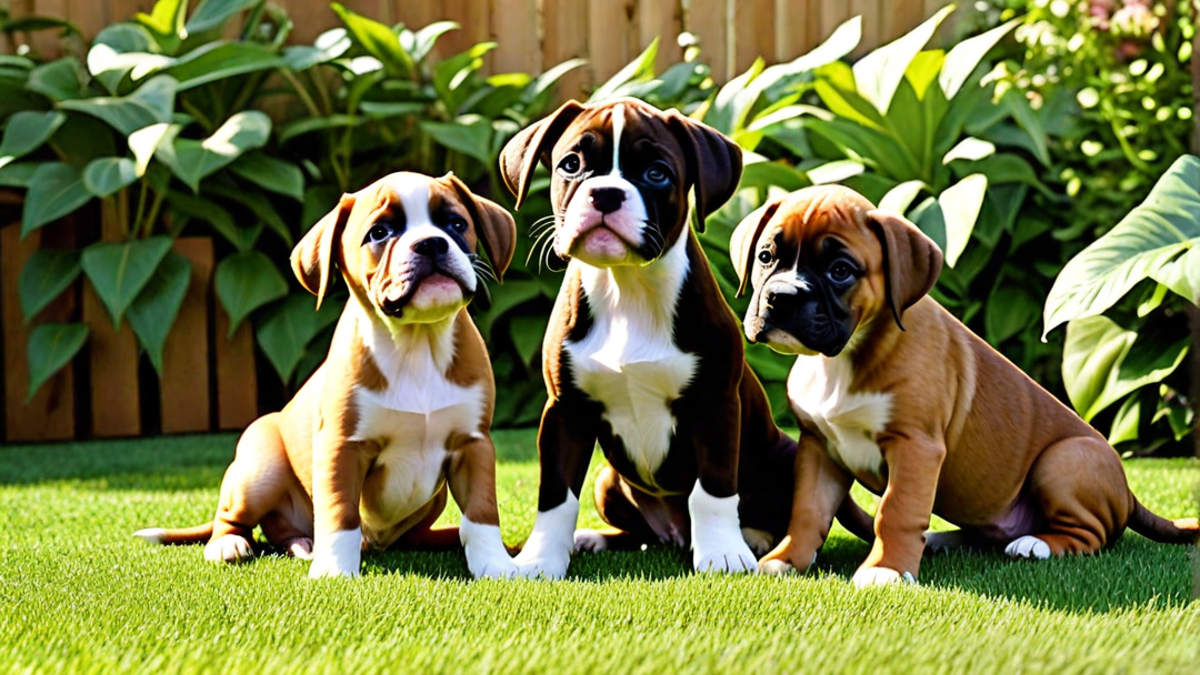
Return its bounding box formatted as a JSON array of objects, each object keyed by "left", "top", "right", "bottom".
[{"left": 0, "top": 0, "right": 1198, "bottom": 464}]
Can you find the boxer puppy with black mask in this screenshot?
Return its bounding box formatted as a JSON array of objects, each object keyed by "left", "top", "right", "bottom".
[{"left": 500, "top": 99, "right": 873, "bottom": 578}]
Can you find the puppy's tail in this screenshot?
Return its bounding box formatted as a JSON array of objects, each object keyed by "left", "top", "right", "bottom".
[
  {"left": 133, "top": 522, "right": 213, "bottom": 546},
  {"left": 1128, "top": 498, "right": 1199, "bottom": 545}
]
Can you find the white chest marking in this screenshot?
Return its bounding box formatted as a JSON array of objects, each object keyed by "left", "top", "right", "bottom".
[
  {"left": 788, "top": 354, "right": 892, "bottom": 478},
  {"left": 351, "top": 308, "right": 485, "bottom": 539},
  {"left": 565, "top": 234, "right": 697, "bottom": 482}
]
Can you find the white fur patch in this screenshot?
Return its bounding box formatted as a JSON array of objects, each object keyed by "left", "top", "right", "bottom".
[
  {"left": 573, "top": 528, "right": 609, "bottom": 553},
  {"left": 203, "top": 533, "right": 254, "bottom": 564},
  {"left": 851, "top": 566, "right": 916, "bottom": 588},
  {"left": 688, "top": 481, "right": 757, "bottom": 574},
  {"left": 514, "top": 491, "right": 580, "bottom": 579},
  {"left": 351, "top": 310, "right": 486, "bottom": 548},
  {"left": 610, "top": 103, "right": 625, "bottom": 175},
  {"left": 788, "top": 353, "right": 892, "bottom": 479},
  {"left": 309, "top": 527, "right": 362, "bottom": 579},
  {"left": 565, "top": 235, "right": 696, "bottom": 483},
  {"left": 1005, "top": 535, "right": 1051, "bottom": 559},
  {"left": 459, "top": 517, "right": 518, "bottom": 579},
  {"left": 132, "top": 528, "right": 166, "bottom": 545}
]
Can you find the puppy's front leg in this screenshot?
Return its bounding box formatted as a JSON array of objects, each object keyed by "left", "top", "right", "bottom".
[
  {"left": 853, "top": 430, "right": 945, "bottom": 587},
  {"left": 448, "top": 432, "right": 519, "bottom": 579},
  {"left": 514, "top": 397, "right": 598, "bottom": 579},
  {"left": 688, "top": 396, "right": 757, "bottom": 574},
  {"left": 309, "top": 434, "right": 374, "bottom": 579},
  {"left": 759, "top": 432, "right": 854, "bottom": 575}
]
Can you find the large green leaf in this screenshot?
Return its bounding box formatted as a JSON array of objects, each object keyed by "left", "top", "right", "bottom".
[
  {"left": 879, "top": 179, "right": 927, "bottom": 214},
  {"left": 25, "top": 59, "right": 88, "bottom": 101},
  {"left": 214, "top": 251, "right": 289, "bottom": 337},
  {"left": 984, "top": 282, "right": 1039, "bottom": 346},
  {"left": 432, "top": 42, "right": 496, "bottom": 113},
  {"left": 1062, "top": 315, "right": 1190, "bottom": 421},
  {"left": 169, "top": 190, "right": 261, "bottom": 251},
  {"left": 18, "top": 248, "right": 81, "bottom": 322},
  {"left": 186, "top": 0, "right": 261, "bottom": 34},
  {"left": 739, "top": 160, "right": 811, "bottom": 193},
  {"left": 126, "top": 250, "right": 191, "bottom": 375},
  {"left": 127, "top": 122, "right": 174, "bottom": 176},
  {"left": 255, "top": 292, "right": 342, "bottom": 383},
  {"left": 420, "top": 116, "right": 492, "bottom": 165},
  {"left": 1044, "top": 155, "right": 1200, "bottom": 338},
  {"left": 403, "top": 21, "right": 459, "bottom": 62},
  {"left": 25, "top": 323, "right": 89, "bottom": 402},
  {"left": 332, "top": 2, "right": 413, "bottom": 78},
  {"left": 156, "top": 110, "right": 270, "bottom": 192},
  {"left": 80, "top": 236, "right": 173, "bottom": 328},
  {"left": 510, "top": 315, "right": 548, "bottom": 367},
  {"left": 589, "top": 39, "right": 658, "bottom": 103},
  {"left": 135, "top": 0, "right": 187, "bottom": 52},
  {"left": 473, "top": 279, "right": 542, "bottom": 341},
  {"left": 852, "top": 5, "right": 953, "bottom": 114},
  {"left": 203, "top": 178, "right": 293, "bottom": 246},
  {"left": 937, "top": 173, "right": 987, "bottom": 268},
  {"left": 0, "top": 161, "right": 40, "bottom": 188},
  {"left": 87, "top": 23, "right": 162, "bottom": 93},
  {"left": 58, "top": 75, "right": 177, "bottom": 136},
  {"left": 82, "top": 157, "right": 137, "bottom": 198},
  {"left": 21, "top": 163, "right": 92, "bottom": 238},
  {"left": 159, "top": 41, "right": 287, "bottom": 91},
  {"left": 938, "top": 18, "right": 1018, "bottom": 100},
  {"left": 228, "top": 151, "right": 304, "bottom": 200},
  {"left": 0, "top": 111, "right": 66, "bottom": 171}
]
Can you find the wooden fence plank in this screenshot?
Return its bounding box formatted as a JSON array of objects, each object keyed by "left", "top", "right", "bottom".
[
  {"left": 85, "top": 202, "right": 140, "bottom": 437},
  {"left": 882, "top": 0, "right": 926, "bottom": 44},
  {"left": 775, "top": 0, "right": 814, "bottom": 62},
  {"left": 214, "top": 301, "right": 258, "bottom": 431},
  {"left": 588, "top": 0, "right": 638, "bottom": 88},
  {"left": 687, "top": 0, "right": 730, "bottom": 81},
  {"left": 734, "top": 0, "right": 773, "bottom": 74},
  {"left": 1, "top": 222, "right": 77, "bottom": 443},
  {"left": 491, "top": 0, "right": 540, "bottom": 75},
  {"left": 850, "top": 0, "right": 881, "bottom": 57},
  {"left": 541, "top": 0, "right": 590, "bottom": 101},
  {"left": 440, "top": 0, "right": 492, "bottom": 71},
  {"left": 638, "top": 0, "right": 682, "bottom": 73},
  {"left": 159, "top": 237, "right": 212, "bottom": 434}
]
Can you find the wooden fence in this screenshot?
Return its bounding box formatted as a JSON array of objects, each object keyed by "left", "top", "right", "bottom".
[
  {"left": 0, "top": 0, "right": 955, "bottom": 442},
  {"left": 4, "top": 0, "right": 955, "bottom": 91}
]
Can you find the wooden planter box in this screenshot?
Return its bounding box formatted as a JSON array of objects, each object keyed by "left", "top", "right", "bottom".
[{"left": 1, "top": 204, "right": 260, "bottom": 443}]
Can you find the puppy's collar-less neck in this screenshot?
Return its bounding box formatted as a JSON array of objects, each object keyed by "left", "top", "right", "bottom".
[{"left": 352, "top": 296, "right": 459, "bottom": 375}]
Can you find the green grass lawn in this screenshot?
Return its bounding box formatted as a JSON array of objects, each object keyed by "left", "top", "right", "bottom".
[{"left": 0, "top": 430, "right": 1196, "bottom": 674}]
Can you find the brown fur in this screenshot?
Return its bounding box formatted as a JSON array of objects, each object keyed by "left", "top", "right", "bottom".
[{"left": 734, "top": 185, "right": 1199, "bottom": 581}]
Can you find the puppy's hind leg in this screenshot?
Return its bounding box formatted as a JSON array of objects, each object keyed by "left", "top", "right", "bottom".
[
  {"left": 578, "top": 463, "right": 688, "bottom": 553},
  {"left": 206, "top": 413, "right": 296, "bottom": 564},
  {"left": 1007, "top": 436, "right": 1130, "bottom": 559}
]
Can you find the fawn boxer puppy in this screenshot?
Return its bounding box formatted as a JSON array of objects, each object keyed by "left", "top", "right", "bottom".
[
  {"left": 135, "top": 172, "right": 519, "bottom": 579},
  {"left": 732, "top": 184, "right": 1199, "bottom": 586},
  {"left": 499, "top": 99, "right": 872, "bottom": 578}
]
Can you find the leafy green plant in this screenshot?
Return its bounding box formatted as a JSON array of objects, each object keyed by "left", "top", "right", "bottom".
[
  {"left": 1044, "top": 154, "right": 1197, "bottom": 454},
  {"left": 2, "top": 0, "right": 299, "bottom": 397}
]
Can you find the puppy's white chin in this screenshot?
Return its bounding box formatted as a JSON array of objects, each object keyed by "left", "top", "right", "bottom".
[
  {"left": 397, "top": 276, "right": 466, "bottom": 323},
  {"left": 565, "top": 228, "right": 637, "bottom": 267},
  {"left": 760, "top": 330, "right": 821, "bottom": 356}
]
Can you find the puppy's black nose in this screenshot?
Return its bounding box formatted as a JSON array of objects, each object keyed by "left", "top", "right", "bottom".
[
  {"left": 589, "top": 187, "right": 625, "bottom": 214},
  {"left": 412, "top": 237, "right": 449, "bottom": 257}
]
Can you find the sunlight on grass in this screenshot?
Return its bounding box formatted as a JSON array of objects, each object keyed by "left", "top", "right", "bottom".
[{"left": 0, "top": 432, "right": 1196, "bottom": 673}]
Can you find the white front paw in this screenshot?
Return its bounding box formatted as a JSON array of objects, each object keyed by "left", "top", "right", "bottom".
[
  {"left": 204, "top": 534, "right": 254, "bottom": 564},
  {"left": 308, "top": 528, "right": 362, "bottom": 579},
  {"left": 689, "top": 482, "right": 757, "bottom": 574},
  {"left": 852, "top": 566, "right": 916, "bottom": 588},
  {"left": 1004, "top": 535, "right": 1051, "bottom": 559},
  {"left": 460, "top": 519, "right": 519, "bottom": 579},
  {"left": 573, "top": 529, "right": 609, "bottom": 553},
  {"left": 758, "top": 559, "right": 796, "bottom": 576},
  {"left": 695, "top": 545, "right": 758, "bottom": 573},
  {"left": 513, "top": 549, "right": 571, "bottom": 579}
]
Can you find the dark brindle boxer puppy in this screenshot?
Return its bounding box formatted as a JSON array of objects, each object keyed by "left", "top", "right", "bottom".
[
  {"left": 499, "top": 98, "right": 871, "bottom": 578},
  {"left": 732, "top": 184, "right": 1199, "bottom": 586}
]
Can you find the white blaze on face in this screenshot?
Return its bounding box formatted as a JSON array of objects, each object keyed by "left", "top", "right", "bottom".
[
  {"left": 558, "top": 104, "right": 650, "bottom": 265},
  {"left": 379, "top": 175, "right": 475, "bottom": 322}
]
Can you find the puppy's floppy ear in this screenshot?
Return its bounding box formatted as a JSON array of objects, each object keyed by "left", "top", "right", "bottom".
[
  {"left": 665, "top": 110, "right": 744, "bottom": 232},
  {"left": 291, "top": 193, "right": 356, "bottom": 310},
  {"left": 865, "top": 209, "right": 943, "bottom": 331},
  {"left": 730, "top": 200, "right": 781, "bottom": 298},
  {"left": 499, "top": 100, "right": 586, "bottom": 209},
  {"left": 443, "top": 173, "right": 517, "bottom": 282}
]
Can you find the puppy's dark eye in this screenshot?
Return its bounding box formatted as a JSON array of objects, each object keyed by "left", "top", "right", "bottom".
[
  {"left": 557, "top": 154, "right": 581, "bottom": 176},
  {"left": 645, "top": 164, "right": 670, "bottom": 186},
  {"left": 365, "top": 223, "right": 393, "bottom": 244},
  {"left": 758, "top": 250, "right": 773, "bottom": 265},
  {"left": 446, "top": 216, "right": 468, "bottom": 234},
  {"left": 829, "top": 260, "right": 856, "bottom": 282}
]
